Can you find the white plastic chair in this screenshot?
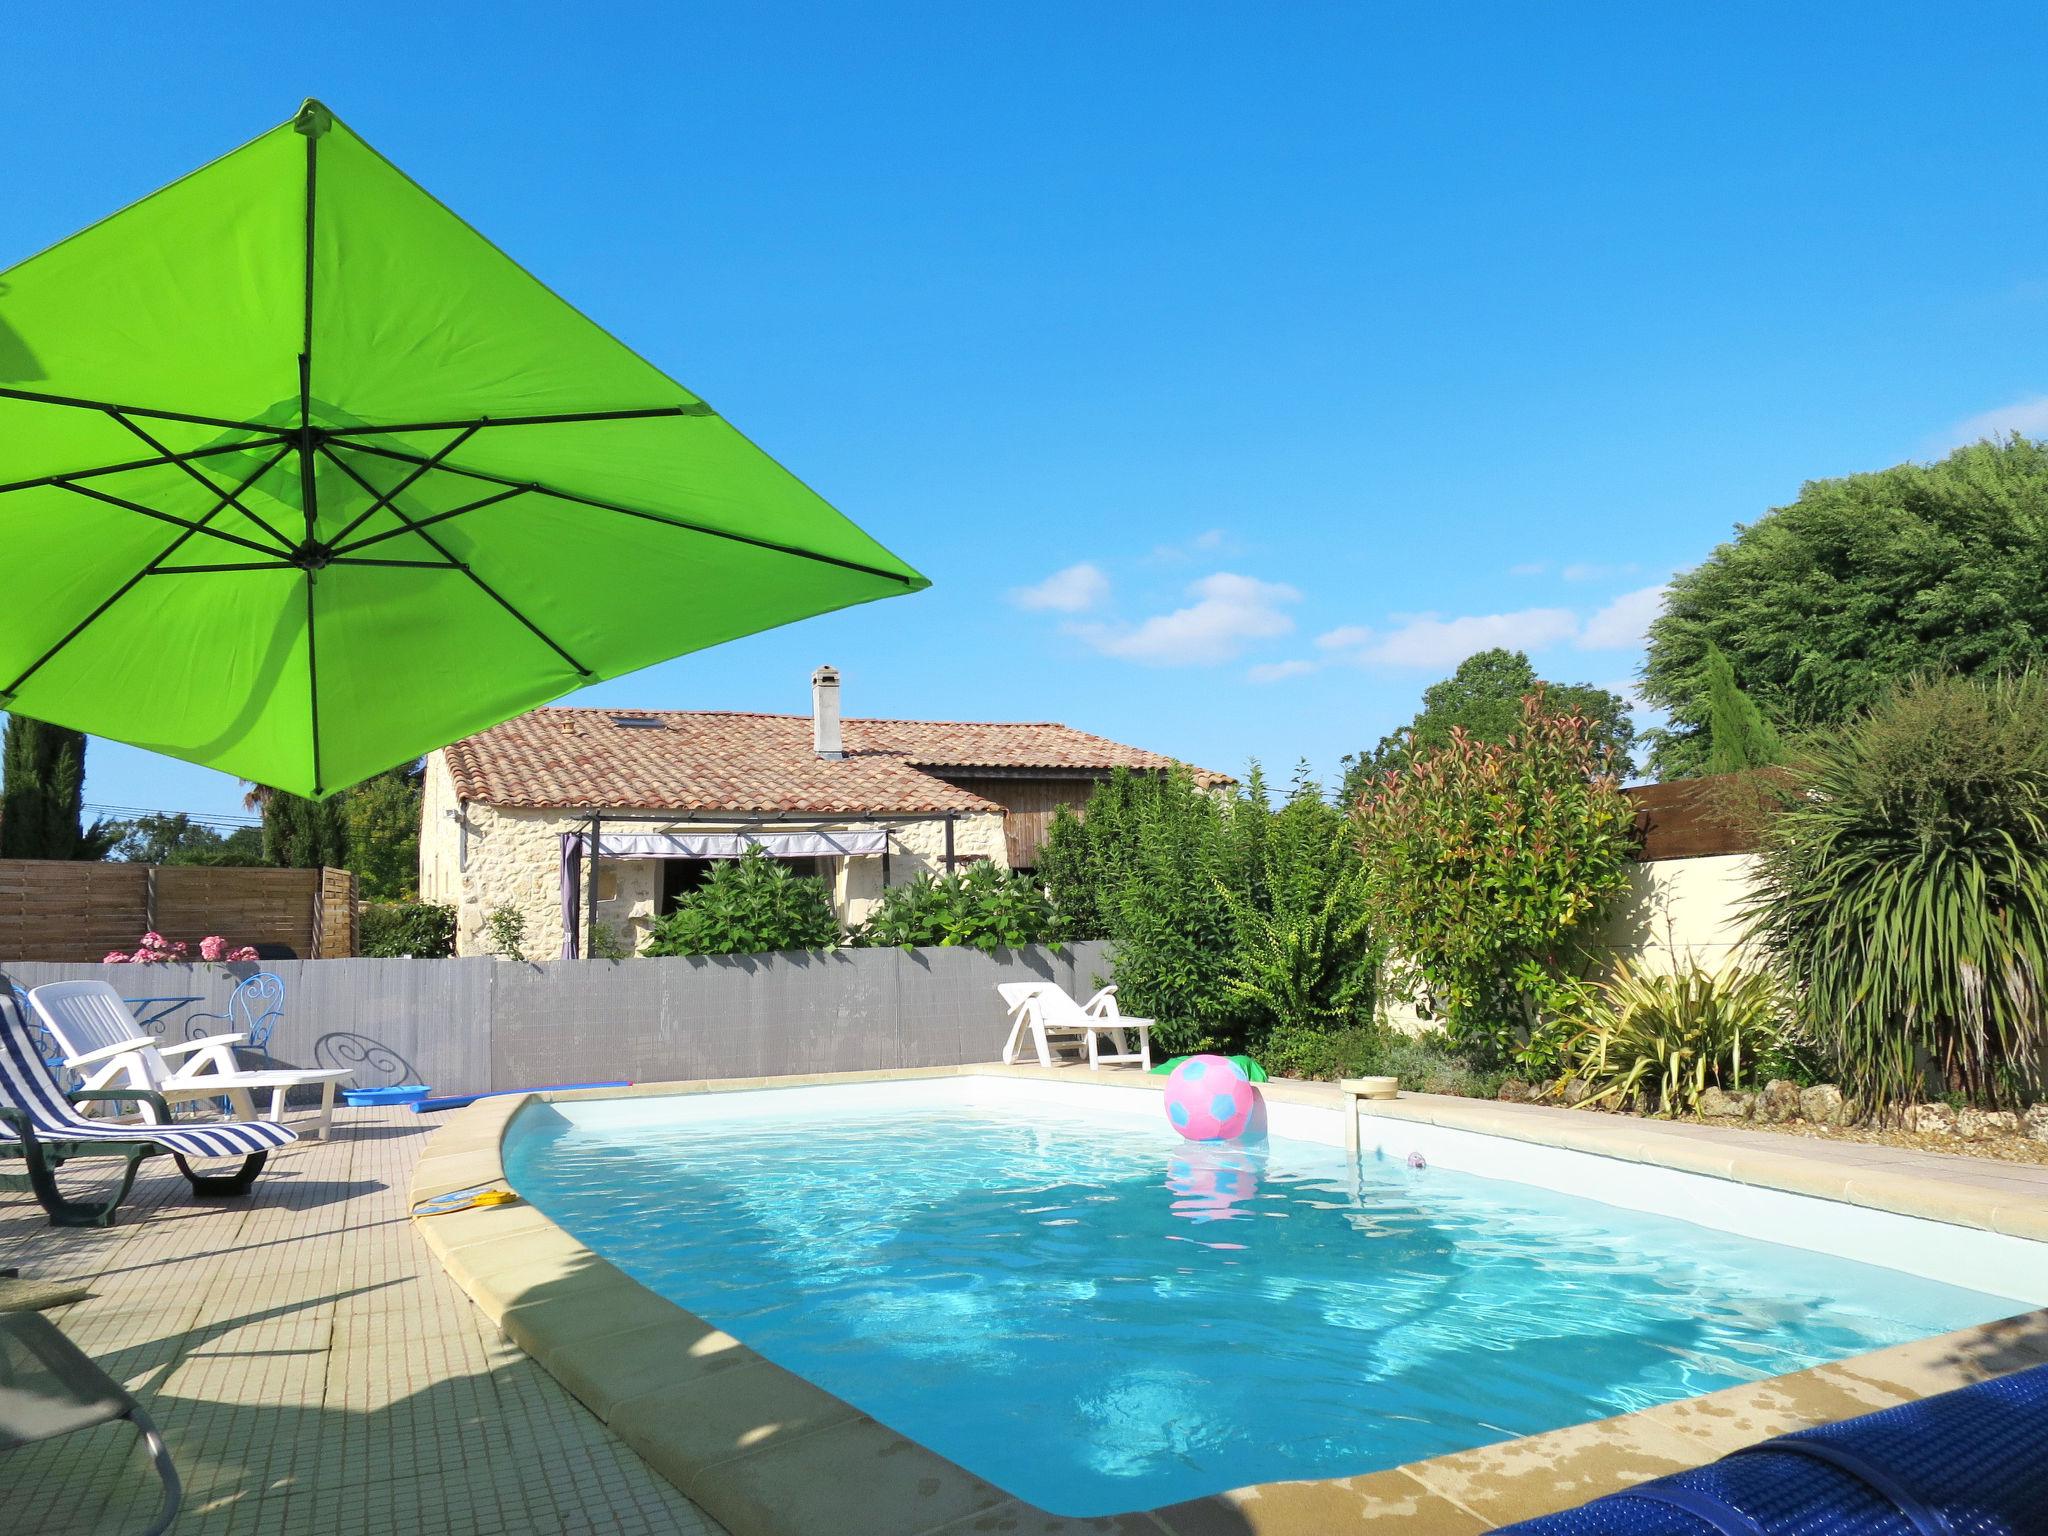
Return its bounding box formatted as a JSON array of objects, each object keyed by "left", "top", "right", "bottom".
[
  {"left": 29, "top": 981, "right": 351, "bottom": 1140},
  {"left": 996, "top": 981, "right": 1153, "bottom": 1070}
]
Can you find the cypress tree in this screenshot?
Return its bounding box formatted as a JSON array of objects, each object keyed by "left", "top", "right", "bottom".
[
  {"left": 260, "top": 787, "right": 351, "bottom": 868},
  {"left": 0, "top": 716, "right": 100, "bottom": 859},
  {"left": 1702, "top": 643, "right": 1785, "bottom": 775}
]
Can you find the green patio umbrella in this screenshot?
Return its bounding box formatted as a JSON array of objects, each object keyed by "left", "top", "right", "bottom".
[{"left": 0, "top": 100, "right": 928, "bottom": 797}]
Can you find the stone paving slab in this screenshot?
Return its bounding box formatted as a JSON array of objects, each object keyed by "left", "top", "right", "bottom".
[{"left": 0, "top": 1104, "right": 722, "bottom": 1535}]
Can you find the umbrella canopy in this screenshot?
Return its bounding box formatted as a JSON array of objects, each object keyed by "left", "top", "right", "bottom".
[{"left": 0, "top": 100, "right": 928, "bottom": 797}]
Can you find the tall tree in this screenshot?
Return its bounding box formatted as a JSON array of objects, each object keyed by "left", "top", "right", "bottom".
[
  {"left": 1340, "top": 648, "right": 1636, "bottom": 800},
  {"left": 0, "top": 716, "right": 111, "bottom": 859},
  {"left": 1642, "top": 435, "right": 2048, "bottom": 779},
  {"left": 260, "top": 788, "right": 350, "bottom": 869},
  {"left": 1701, "top": 643, "right": 1784, "bottom": 774},
  {"left": 104, "top": 813, "right": 266, "bottom": 866},
  {"left": 338, "top": 766, "right": 423, "bottom": 901}
]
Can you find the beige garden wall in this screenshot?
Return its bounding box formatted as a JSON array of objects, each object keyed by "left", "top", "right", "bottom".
[{"left": 1597, "top": 852, "right": 1765, "bottom": 974}]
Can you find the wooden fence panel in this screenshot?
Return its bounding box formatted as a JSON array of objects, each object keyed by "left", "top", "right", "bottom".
[
  {"left": 0, "top": 861, "right": 358, "bottom": 961},
  {"left": 0, "top": 861, "right": 150, "bottom": 961},
  {"left": 314, "top": 867, "right": 358, "bottom": 958},
  {"left": 1623, "top": 775, "right": 1771, "bottom": 862}
]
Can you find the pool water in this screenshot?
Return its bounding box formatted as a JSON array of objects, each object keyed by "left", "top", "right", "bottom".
[{"left": 505, "top": 1090, "right": 2023, "bottom": 1516}]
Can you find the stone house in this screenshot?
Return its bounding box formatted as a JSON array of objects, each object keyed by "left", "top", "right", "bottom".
[{"left": 418, "top": 666, "right": 1231, "bottom": 957}]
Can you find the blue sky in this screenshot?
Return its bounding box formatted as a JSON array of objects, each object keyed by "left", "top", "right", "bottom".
[{"left": 6, "top": 5, "right": 2046, "bottom": 820}]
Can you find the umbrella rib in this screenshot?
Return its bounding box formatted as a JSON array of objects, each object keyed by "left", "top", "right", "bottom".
[
  {"left": 143, "top": 562, "right": 299, "bottom": 574},
  {"left": 317, "top": 445, "right": 595, "bottom": 679},
  {"left": 0, "top": 386, "right": 273, "bottom": 434},
  {"left": 327, "top": 557, "right": 461, "bottom": 569},
  {"left": 332, "top": 486, "right": 528, "bottom": 555},
  {"left": 103, "top": 411, "right": 299, "bottom": 553},
  {"left": 143, "top": 557, "right": 466, "bottom": 572},
  {"left": 322, "top": 423, "right": 483, "bottom": 549},
  {"left": 1, "top": 445, "right": 295, "bottom": 699},
  {"left": 53, "top": 481, "right": 299, "bottom": 559},
  {"left": 327, "top": 438, "right": 923, "bottom": 586},
  {"left": 320, "top": 404, "right": 713, "bottom": 436},
  {"left": 0, "top": 434, "right": 290, "bottom": 498}
]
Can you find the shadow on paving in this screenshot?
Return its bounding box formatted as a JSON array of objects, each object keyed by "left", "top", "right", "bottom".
[{"left": 1, "top": 1117, "right": 713, "bottom": 1536}]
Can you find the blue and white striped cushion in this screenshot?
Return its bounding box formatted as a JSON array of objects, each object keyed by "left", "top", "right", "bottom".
[{"left": 0, "top": 995, "right": 295, "bottom": 1159}]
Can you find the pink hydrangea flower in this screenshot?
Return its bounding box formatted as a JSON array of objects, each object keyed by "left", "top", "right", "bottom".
[
  {"left": 228, "top": 946, "right": 260, "bottom": 963},
  {"left": 199, "top": 935, "right": 227, "bottom": 962},
  {"left": 102, "top": 950, "right": 130, "bottom": 964},
  {"left": 141, "top": 931, "right": 167, "bottom": 949}
]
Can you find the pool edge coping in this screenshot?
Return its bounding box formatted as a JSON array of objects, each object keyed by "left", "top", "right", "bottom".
[{"left": 412, "top": 1067, "right": 2048, "bottom": 1536}]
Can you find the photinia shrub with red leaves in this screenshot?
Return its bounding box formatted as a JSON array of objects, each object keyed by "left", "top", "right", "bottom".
[{"left": 1355, "top": 692, "right": 1637, "bottom": 1073}]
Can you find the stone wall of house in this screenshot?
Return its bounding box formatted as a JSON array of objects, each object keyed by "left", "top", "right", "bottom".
[
  {"left": 886, "top": 813, "right": 1009, "bottom": 884},
  {"left": 418, "top": 752, "right": 462, "bottom": 909}
]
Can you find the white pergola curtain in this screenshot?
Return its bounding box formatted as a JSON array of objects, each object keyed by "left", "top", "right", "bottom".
[
  {"left": 559, "top": 826, "right": 889, "bottom": 957},
  {"left": 568, "top": 829, "right": 887, "bottom": 859}
]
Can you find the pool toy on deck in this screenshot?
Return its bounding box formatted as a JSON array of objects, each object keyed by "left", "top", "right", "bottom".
[
  {"left": 411, "top": 1184, "right": 521, "bottom": 1217},
  {"left": 1162, "top": 1054, "right": 1258, "bottom": 1141}
]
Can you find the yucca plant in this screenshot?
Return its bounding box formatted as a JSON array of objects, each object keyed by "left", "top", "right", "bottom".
[
  {"left": 1568, "top": 962, "right": 1790, "bottom": 1116},
  {"left": 1743, "top": 672, "right": 2048, "bottom": 1111}
]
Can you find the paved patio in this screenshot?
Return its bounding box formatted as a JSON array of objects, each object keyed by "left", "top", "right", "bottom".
[{"left": 0, "top": 1105, "right": 723, "bottom": 1536}]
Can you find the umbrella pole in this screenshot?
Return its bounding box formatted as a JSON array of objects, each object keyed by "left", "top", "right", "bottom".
[{"left": 587, "top": 813, "right": 602, "bottom": 960}]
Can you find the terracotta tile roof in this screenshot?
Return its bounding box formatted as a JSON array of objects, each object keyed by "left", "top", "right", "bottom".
[{"left": 441, "top": 708, "right": 1233, "bottom": 814}]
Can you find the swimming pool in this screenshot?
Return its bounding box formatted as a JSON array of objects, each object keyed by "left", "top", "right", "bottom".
[{"left": 503, "top": 1080, "right": 2031, "bottom": 1517}]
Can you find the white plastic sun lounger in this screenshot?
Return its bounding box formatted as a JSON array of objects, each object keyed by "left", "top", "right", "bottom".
[
  {"left": 30, "top": 980, "right": 351, "bottom": 1140},
  {"left": 996, "top": 981, "right": 1153, "bottom": 1070}
]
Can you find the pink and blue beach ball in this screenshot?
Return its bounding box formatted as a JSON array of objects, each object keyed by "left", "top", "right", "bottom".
[{"left": 1162, "top": 1054, "right": 1257, "bottom": 1141}]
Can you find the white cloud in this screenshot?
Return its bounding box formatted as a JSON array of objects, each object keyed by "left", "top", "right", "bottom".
[
  {"left": 1346, "top": 607, "right": 1581, "bottom": 669},
  {"left": 1009, "top": 562, "right": 1110, "bottom": 613},
  {"left": 1247, "top": 658, "right": 1318, "bottom": 683},
  {"left": 1315, "top": 624, "right": 1374, "bottom": 650},
  {"left": 1935, "top": 394, "right": 2048, "bottom": 452},
  {"left": 1577, "top": 583, "right": 1667, "bottom": 651},
  {"left": 1070, "top": 572, "right": 1301, "bottom": 666},
  {"left": 1145, "top": 528, "right": 1240, "bottom": 564}
]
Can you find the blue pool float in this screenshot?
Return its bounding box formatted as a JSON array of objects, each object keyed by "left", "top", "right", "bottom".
[{"left": 1495, "top": 1361, "right": 2048, "bottom": 1533}]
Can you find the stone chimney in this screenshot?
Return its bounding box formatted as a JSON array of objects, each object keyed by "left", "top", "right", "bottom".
[{"left": 811, "top": 664, "right": 844, "bottom": 759}]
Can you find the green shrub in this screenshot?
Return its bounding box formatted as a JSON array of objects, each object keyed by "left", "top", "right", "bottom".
[
  {"left": 643, "top": 847, "right": 843, "bottom": 957},
  {"left": 1259, "top": 1023, "right": 1384, "bottom": 1081},
  {"left": 1220, "top": 843, "right": 1376, "bottom": 1034},
  {"left": 1375, "top": 1031, "right": 1511, "bottom": 1099},
  {"left": 1042, "top": 763, "right": 1382, "bottom": 1056},
  {"left": 586, "top": 922, "right": 633, "bottom": 960},
  {"left": 1355, "top": 693, "right": 1636, "bottom": 1073},
  {"left": 358, "top": 901, "right": 456, "bottom": 958},
  {"left": 1060, "top": 767, "right": 1242, "bottom": 1055},
  {"left": 856, "top": 862, "right": 1057, "bottom": 950},
  {"left": 1565, "top": 962, "right": 1792, "bottom": 1116},
  {"left": 1258, "top": 1023, "right": 1504, "bottom": 1098},
  {"left": 483, "top": 905, "right": 529, "bottom": 962},
  {"left": 1746, "top": 672, "right": 2048, "bottom": 1110}
]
